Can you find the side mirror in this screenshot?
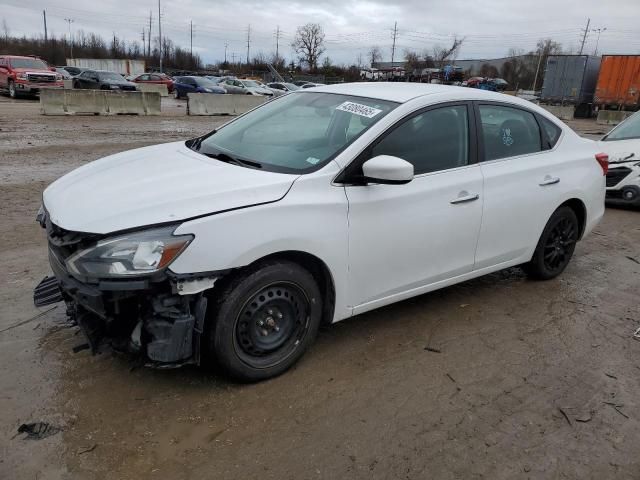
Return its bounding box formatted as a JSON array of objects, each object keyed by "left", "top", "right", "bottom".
[{"left": 362, "top": 155, "right": 414, "bottom": 185}]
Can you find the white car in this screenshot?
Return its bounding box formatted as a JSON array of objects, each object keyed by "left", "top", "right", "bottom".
[
  {"left": 598, "top": 111, "right": 640, "bottom": 206},
  {"left": 34, "top": 83, "right": 606, "bottom": 381}
]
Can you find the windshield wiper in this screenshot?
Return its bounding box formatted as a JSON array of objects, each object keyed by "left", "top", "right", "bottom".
[{"left": 202, "top": 152, "right": 262, "bottom": 169}]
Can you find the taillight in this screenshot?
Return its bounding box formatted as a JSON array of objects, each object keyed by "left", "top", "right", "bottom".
[{"left": 595, "top": 153, "right": 608, "bottom": 175}]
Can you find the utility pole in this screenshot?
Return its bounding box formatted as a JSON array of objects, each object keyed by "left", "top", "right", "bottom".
[
  {"left": 391, "top": 21, "right": 398, "bottom": 64},
  {"left": 224, "top": 43, "right": 228, "bottom": 63},
  {"left": 579, "top": 18, "right": 590, "bottom": 55},
  {"left": 64, "top": 18, "right": 74, "bottom": 59},
  {"left": 190, "top": 20, "right": 193, "bottom": 58},
  {"left": 148, "top": 11, "right": 152, "bottom": 57},
  {"left": 592, "top": 27, "right": 606, "bottom": 56},
  {"left": 532, "top": 53, "right": 543, "bottom": 91},
  {"left": 142, "top": 29, "right": 145, "bottom": 52},
  {"left": 158, "top": 0, "right": 162, "bottom": 72},
  {"left": 246, "top": 24, "right": 251, "bottom": 65},
  {"left": 43, "top": 10, "right": 48, "bottom": 43},
  {"left": 275, "top": 25, "right": 282, "bottom": 60},
  {"left": 231, "top": 52, "right": 237, "bottom": 64}
]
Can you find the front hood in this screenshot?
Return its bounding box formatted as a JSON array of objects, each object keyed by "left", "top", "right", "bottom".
[
  {"left": 597, "top": 140, "right": 639, "bottom": 164},
  {"left": 14, "top": 68, "right": 55, "bottom": 75},
  {"left": 43, "top": 141, "right": 298, "bottom": 234}
]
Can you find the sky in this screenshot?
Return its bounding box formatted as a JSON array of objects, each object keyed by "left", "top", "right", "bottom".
[{"left": 1, "top": 0, "right": 639, "bottom": 66}]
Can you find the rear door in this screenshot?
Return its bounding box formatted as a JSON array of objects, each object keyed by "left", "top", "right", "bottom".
[
  {"left": 474, "top": 102, "right": 567, "bottom": 269},
  {"left": 344, "top": 102, "right": 484, "bottom": 312}
]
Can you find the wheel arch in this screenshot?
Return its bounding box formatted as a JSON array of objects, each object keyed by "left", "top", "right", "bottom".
[
  {"left": 216, "top": 250, "right": 336, "bottom": 325},
  {"left": 558, "top": 198, "right": 587, "bottom": 239}
]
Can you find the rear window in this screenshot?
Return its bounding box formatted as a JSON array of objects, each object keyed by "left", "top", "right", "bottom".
[{"left": 539, "top": 116, "right": 562, "bottom": 149}]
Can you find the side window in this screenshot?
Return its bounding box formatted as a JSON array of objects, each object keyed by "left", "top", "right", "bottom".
[
  {"left": 370, "top": 105, "right": 470, "bottom": 175},
  {"left": 479, "top": 105, "right": 542, "bottom": 161},
  {"left": 539, "top": 116, "right": 562, "bottom": 149}
]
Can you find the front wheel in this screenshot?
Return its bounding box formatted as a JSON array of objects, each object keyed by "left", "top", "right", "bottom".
[
  {"left": 206, "top": 261, "right": 323, "bottom": 382},
  {"left": 523, "top": 206, "right": 579, "bottom": 280},
  {"left": 8, "top": 80, "right": 17, "bottom": 98}
]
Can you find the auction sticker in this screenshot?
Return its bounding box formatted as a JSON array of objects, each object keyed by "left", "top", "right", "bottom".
[{"left": 336, "top": 101, "right": 382, "bottom": 118}]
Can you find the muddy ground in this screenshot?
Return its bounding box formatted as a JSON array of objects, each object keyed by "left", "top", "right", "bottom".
[{"left": 1, "top": 96, "right": 639, "bottom": 480}]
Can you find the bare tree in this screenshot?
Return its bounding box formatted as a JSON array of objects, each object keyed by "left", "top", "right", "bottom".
[
  {"left": 2, "top": 18, "right": 9, "bottom": 41},
  {"left": 292, "top": 23, "right": 325, "bottom": 72},
  {"left": 368, "top": 46, "right": 382, "bottom": 66},
  {"left": 431, "top": 36, "right": 464, "bottom": 67}
]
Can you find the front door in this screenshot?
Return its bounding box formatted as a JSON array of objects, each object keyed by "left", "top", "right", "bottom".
[{"left": 344, "top": 103, "right": 484, "bottom": 312}]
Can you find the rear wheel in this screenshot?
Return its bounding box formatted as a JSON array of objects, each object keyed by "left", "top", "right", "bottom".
[
  {"left": 206, "top": 261, "right": 322, "bottom": 382},
  {"left": 524, "top": 206, "right": 579, "bottom": 280}
]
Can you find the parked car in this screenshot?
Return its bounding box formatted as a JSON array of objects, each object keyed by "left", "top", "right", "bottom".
[
  {"left": 34, "top": 83, "right": 606, "bottom": 381},
  {"left": 173, "top": 76, "right": 226, "bottom": 99},
  {"left": 53, "top": 67, "right": 73, "bottom": 80},
  {"left": 61, "top": 66, "right": 87, "bottom": 76},
  {"left": 0, "top": 55, "right": 64, "bottom": 98},
  {"left": 267, "top": 82, "right": 301, "bottom": 93},
  {"left": 292, "top": 80, "right": 312, "bottom": 87},
  {"left": 72, "top": 70, "right": 138, "bottom": 91},
  {"left": 220, "top": 78, "right": 274, "bottom": 96},
  {"left": 132, "top": 72, "right": 174, "bottom": 93},
  {"left": 598, "top": 111, "right": 640, "bottom": 206},
  {"left": 301, "top": 82, "right": 326, "bottom": 89}
]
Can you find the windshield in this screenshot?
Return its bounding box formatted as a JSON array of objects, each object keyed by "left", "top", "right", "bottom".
[
  {"left": 99, "top": 72, "right": 125, "bottom": 81},
  {"left": 604, "top": 112, "right": 640, "bottom": 141},
  {"left": 194, "top": 77, "right": 218, "bottom": 87},
  {"left": 190, "top": 92, "right": 397, "bottom": 173},
  {"left": 242, "top": 80, "right": 261, "bottom": 88},
  {"left": 10, "top": 58, "right": 48, "bottom": 69}
]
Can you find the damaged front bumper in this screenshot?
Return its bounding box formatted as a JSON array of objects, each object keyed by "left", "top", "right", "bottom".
[{"left": 34, "top": 220, "right": 222, "bottom": 367}]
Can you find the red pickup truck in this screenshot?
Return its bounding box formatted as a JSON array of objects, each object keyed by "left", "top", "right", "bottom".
[{"left": 0, "top": 55, "right": 64, "bottom": 98}]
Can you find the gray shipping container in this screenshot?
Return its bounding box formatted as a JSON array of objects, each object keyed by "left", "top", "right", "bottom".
[{"left": 540, "top": 55, "right": 601, "bottom": 106}]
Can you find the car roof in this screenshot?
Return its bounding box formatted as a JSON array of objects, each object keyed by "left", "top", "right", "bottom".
[
  {"left": 2, "top": 55, "right": 44, "bottom": 59},
  {"left": 308, "top": 82, "right": 524, "bottom": 104}
]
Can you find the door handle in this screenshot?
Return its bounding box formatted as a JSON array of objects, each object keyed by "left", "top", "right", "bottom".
[
  {"left": 450, "top": 193, "right": 480, "bottom": 204},
  {"left": 539, "top": 176, "right": 560, "bottom": 186}
]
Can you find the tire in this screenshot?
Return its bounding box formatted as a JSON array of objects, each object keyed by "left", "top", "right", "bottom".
[
  {"left": 206, "top": 260, "right": 323, "bottom": 382},
  {"left": 523, "top": 206, "right": 579, "bottom": 280},
  {"left": 174, "top": 89, "right": 180, "bottom": 99},
  {"left": 8, "top": 80, "right": 17, "bottom": 99}
]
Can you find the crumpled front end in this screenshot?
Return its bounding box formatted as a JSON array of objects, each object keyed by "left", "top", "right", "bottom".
[{"left": 33, "top": 214, "right": 219, "bottom": 367}]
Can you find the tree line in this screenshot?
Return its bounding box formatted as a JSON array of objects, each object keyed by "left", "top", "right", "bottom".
[{"left": 0, "top": 28, "right": 203, "bottom": 71}]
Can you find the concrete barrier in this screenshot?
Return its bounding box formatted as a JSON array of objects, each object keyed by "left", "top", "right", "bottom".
[
  {"left": 135, "top": 83, "right": 169, "bottom": 97},
  {"left": 187, "top": 93, "right": 267, "bottom": 115},
  {"left": 40, "top": 89, "right": 161, "bottom": 115},
  {"left": 541, "top": 105, "right": 575, "bottom": 121},
  {"left": 596, "top": 110, "right": 633, "bottom": 126},
  {"left": 63, "top": 79, "right": 74, "bottom": 89}
]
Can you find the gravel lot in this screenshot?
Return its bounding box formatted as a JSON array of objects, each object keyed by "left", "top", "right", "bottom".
[{"left": 1, "top": 96, "right": 639, "bottom": 480}]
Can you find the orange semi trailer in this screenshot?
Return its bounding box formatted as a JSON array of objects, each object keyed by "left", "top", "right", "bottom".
[{"left": 595, "top": 55, "right": 640, "bottom": 110}]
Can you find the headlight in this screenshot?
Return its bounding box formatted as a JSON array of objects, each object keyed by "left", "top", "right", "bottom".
[
  {"left": 17, "top": 73, "right": 27, "bottom": 80},
  {"left": 204, "top": 88, "right": 213, "bottom": 92},
  {"left": 55, "top": 74, "right": 63, "bottom": 80},
  {"left": 66, "top": 226, "right": 193, "bottom": 278},
  {"left": 110, "top": 84, "right": 120, "bottom": 89}
]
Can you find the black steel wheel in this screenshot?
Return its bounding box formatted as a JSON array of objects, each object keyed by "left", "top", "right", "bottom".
[
  {"left": 524, "top": 206, "right": 579, "bottom": 280},
  {"left": 234, "top": 282, "right": 310, "bottom": 367},
  {"left": 206, "top": 260, "right": 323, "bottom": 382}
]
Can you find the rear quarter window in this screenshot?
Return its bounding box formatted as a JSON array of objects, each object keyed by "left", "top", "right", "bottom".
[{"left": 539, "top": 116, "right": 562, "bottom": 149}]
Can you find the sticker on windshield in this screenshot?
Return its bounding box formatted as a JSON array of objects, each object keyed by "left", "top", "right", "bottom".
[
  {"left": 336, "top": 101, "right": 383, "bottom": 118},
  {"left": 306, "top": 157, "right": 321, "bottom": 165}
]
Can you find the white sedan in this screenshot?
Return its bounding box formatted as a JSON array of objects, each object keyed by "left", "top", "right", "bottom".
[{"left": 35, "top": 83, "right": 606, "bottom": 381}]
